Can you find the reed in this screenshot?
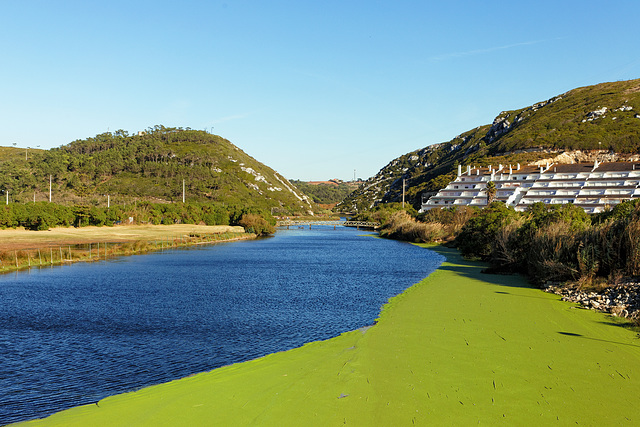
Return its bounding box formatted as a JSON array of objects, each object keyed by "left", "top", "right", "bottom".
[{"left": 0, "top": 232, "right": 250, "bottom": 274}]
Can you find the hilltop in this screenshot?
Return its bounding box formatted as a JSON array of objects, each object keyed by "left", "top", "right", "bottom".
[
  {"left": 0, "top": 126, "right": 313, "bottom": 216},
  {"left": 338, "top": 78, "right": 640, "bottom": 212}
]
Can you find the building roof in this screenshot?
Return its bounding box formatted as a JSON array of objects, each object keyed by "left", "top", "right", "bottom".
[
  {"left": 543, "top": 163, "right": 594, "bottom": 174},
  {"left": 595, "top": 162, "right": 640, "bottom": 172}
]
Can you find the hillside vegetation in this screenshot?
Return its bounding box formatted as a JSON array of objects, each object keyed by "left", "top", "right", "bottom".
[
  {"left": 338, "top": 78, "right": 640, "bottom": 212},
  {"left": 290, "top": 180, "right": 359, "bottom": 207},
  {"left": 0, "top": 126, "right": 313, "bottom": 218}
]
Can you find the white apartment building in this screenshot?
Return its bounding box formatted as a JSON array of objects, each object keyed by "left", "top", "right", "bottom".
[{"left": 420, "top": 161, "right": 640, "bottom": 214}]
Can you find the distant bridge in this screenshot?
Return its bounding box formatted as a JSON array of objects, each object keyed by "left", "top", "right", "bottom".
[{"left": 276, "top": 220, "right": 380, "bottom": 229}]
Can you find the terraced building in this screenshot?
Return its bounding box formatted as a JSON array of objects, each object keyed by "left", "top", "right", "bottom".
[{"left": 421, "top": 161, "right": 640, "bottom": 213}]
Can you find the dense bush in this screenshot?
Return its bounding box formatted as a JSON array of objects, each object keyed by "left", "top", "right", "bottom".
[
  {"left": 379, "top": 211, "right": 447, "bottom": 243},
  {"left": 0, "top": 201, "right": 263, "bottom": 231},
  {"left": 350, "top": 203, "right": 418, "bottom": 225},
  {"left": 455, "top": 202, "right": 519, "bottom": 261},
  {"left": 0, "top": 203, "right": 75, "bottom": 230},
  {"left": 238, "top": 213, "right": 275, "bottom": 235},
  {"left": 379, "top": 199, "right": 640, "bottom": 287}
]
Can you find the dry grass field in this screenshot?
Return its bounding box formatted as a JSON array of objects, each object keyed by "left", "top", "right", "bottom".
[{"left": 0, "top": 224, "right": 245, "bottom": 250}]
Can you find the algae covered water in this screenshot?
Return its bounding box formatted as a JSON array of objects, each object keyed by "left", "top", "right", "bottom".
[{"left": 0, "top": 227, "right": 443, "bottom": 424}]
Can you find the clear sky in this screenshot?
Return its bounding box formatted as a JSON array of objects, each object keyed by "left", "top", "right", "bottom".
[{"left": 2, "top": 1, "right": 639, "bottom": 181}]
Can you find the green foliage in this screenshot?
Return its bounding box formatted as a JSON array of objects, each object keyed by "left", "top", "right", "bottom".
[
  {"left": 422, "top": 173, "right": 456, "bottom": 194},
  {"left": 201, "top": 205, "right": 230, "bottom": 226},
  {"left": 238, "top": 213, "right": 275, "bottom": 235},
  {"left": 452, "top": 202, "right": 592, "bottom": 281},
  {"left": 587, "top": 203, "right": 640, "bottom": 279},
  {"left": 517, "top": 203, "right": 591, "bottom": 244},
  {"left": 290, "top": 180, "right": 355, "bottom": 205},
  {"left": 0, "top": 201, "right": 266, "bottom": 231},
  {"left": 0, "top": 202, "right": 75, "bottom": 230},
  {"left": 350, "top": 202, "right": 417, "bottom": 225},
  {"left": 485, "top": 181, "right": 496, "bottom": 204},
  {"left": 592, "top": 199, "right": 640, "bottom": 223},
  {"left": 0, "top": 126, "right": 313, "bottom": 215},
  {"left": 455, "top": 202, "right": 520, "bottom": 260}
]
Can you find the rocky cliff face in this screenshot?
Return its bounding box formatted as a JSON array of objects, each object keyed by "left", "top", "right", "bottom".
[{"left": 338, "top": 78, "right": 640, "bottom": 212}]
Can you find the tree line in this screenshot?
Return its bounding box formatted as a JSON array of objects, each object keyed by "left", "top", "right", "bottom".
[{"left": 0, "top": 201, "right": 275, "bottom": 235}]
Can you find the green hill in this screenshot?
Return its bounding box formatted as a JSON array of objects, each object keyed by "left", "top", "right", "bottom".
[
  {"left": 290, "top": 180, "right": 359, "bottom": 207},
  {"left": 338, "top": 78, "right": 640, "bottom": 212},
  {"left": 0, "top": 126, "right": 313, "bottom": 215}
]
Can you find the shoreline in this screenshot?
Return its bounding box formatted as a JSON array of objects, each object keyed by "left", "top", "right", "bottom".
[
  {"left": 17, "top": 245, "right": 640, "bottom": 425},
  {"left": 0, "top": 224, "right": 252, "bottom": 274}
]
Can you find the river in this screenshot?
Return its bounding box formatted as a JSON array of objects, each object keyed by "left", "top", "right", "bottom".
[{"left": 0, "top": 226, "right": 443, "bottom": 424}]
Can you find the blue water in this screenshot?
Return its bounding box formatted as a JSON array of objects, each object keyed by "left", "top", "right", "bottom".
[{"left": 0, "top": 227, "right": 443, "bottom": 424}]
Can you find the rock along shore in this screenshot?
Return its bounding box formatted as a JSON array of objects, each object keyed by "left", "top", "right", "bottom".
[{"left": 545, "top": 282, "right": 640, "bottom": 320}]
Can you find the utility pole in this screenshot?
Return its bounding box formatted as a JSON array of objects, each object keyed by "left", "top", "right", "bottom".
[
  {"left": 49, "top": 175, "right": 52, "bottom": 202},
  {"left": 402, "top": 178, "right": 406, "bottom": 208},
  {"left": 5, "top": 190, "right": 8, "bottom": 205},
  {"left": 107, "top": 195, "right": 110, "bottom": 208},
  {"left": 182, "top": 179, "right": 185, "bottom": 203}
]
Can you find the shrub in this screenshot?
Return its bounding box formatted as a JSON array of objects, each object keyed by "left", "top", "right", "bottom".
[
  {"left": 488, "top": 217, "right": 524, "bottom": 272},
  {"left": 526, "top": 221, "right": 579, "bottom": 284},
  {"left": 238, "top": 213, "right": 275, "bottom": 235},
  {"left": 351, "top": 203, "right": 418, "bottom": 225},
  {"left": 23, "top": 203, "right": 56, "bottom": 230},
  {"left": 455, "top": 202, "right": 519, "bottom": 260},
  {"left": 202, "top": 205, "right": 230, "bottom": 225},
  {"left": 380, "top": 210, "right": 447, "bottom": 243}
]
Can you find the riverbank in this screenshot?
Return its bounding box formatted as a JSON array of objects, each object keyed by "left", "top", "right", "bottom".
[
  {"left": 0, "top": 224, "right": 251, "bottom": 274},
  {"left": 0, "top": 224, "right": 247, "bottom": 250},
  {"left": 545, "top": 282, "right": 640, "bottom": 321},
  {"left": 19, "top": 245, "right": 640, "bottom": 425}
]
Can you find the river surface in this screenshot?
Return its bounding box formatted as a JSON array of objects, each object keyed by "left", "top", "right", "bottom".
[{"left": 0, "top": 227, "right": 443, "bottom": 424}]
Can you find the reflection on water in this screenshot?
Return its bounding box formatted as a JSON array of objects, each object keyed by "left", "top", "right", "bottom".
[{"left": 0, "top": 227, "right": 443, "bottom": 424}]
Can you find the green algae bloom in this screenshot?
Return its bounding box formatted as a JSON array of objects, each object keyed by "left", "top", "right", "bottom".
[{"left": 21, "top": 246, "right": 640, "bottom": 426}]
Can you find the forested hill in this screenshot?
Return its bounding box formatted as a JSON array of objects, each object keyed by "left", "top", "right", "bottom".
[
  {"left": 290, "top": 180, "right": 360, "bottom": 207},
  {"left": 0, "top": 126, "right": 313, "bottom": 215},
  {"left": 338, "top": 78, "right": 640, "bottom": 212}
]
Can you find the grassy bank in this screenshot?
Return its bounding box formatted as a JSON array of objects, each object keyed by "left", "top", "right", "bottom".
[
  {"left": 18, "top": 246, "right": 640, "bottom": 426},
  {"left": 0, "top": 224, "right": 250, "bottom": 274}
]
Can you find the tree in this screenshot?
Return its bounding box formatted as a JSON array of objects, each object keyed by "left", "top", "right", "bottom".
[
  {"left": 454, "top": 202, "right": 518, "bottom": 260},
  {"left": 238, "top": 213, "right": 275, "bottom": 235},
  {"left": 485, "top": 181, "right": 497, "bottom": 205}
]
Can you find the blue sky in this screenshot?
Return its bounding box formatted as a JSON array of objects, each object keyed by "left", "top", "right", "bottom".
[{"left": 2, "top": 1, "right": 640, "bottom": 181}]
